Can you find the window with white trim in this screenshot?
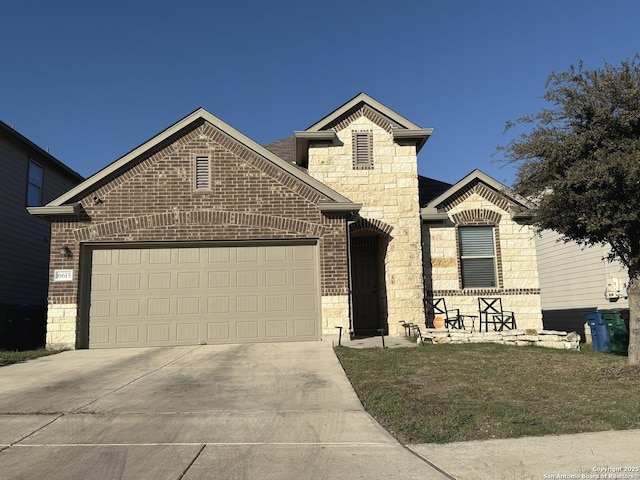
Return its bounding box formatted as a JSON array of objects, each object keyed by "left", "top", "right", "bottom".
[
  {"left": 458, "top": 226, "right": 497, "bottom": 288},
  {"left": 194, "top": 155, "right": 210, "bottom": 190},
  {"left": 27, "top": 159, "right": 44, "bottom": 206},
  {"left": 352, "top": 131, "right": 373, "bottom": 169}
]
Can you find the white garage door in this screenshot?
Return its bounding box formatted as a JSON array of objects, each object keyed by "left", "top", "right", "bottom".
[{"left": 88, "top": 243, "right": 319, "bottom": 348}]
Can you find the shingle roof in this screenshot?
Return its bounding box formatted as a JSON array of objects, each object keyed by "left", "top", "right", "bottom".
[
  {"left": 418, "top": 175, "right": 452, "bottom": 207},
  {"left": 264, "top": 136, "right": 295, "bottom": 164}
]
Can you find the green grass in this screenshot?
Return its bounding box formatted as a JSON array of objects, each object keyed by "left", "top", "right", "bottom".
[
  {"left": 0, "top": 348, "right": 63, "bottom": 367},
  {"left": 335, "top": 343, "right": 640, "bottom": 444}
]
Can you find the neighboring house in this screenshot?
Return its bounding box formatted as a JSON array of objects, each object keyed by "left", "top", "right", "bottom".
[
  {"left": 30, "top": 94, "right": 542, "bottom": 350},
  {"left": 0, "top": 120, "right": 83, "bottom": 348},
  {"left": 420, "top": 170, "right": 543, "bottom": 330},
  {"left": 535, "top": 230, "right": 629, "bottom": 340}
]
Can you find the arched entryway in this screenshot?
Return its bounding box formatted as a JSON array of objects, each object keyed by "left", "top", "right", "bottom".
[{"left": 349, "top": 218, "right": 392, "bottom": 337}]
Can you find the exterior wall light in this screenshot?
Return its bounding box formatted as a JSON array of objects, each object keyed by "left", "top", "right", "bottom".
[{"left": 59, "top": 245, "right": 72, "bottom": 258}]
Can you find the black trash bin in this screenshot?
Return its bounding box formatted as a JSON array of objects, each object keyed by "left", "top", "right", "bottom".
[
  {"left": 584, "top": 311, "right": 611, "bottom": 352},
  {"left": 0, "top": 304, "right": 46, "bottom": 351},
  {"left": 600, "top": 309, "right": 629, "bottom": 354}
]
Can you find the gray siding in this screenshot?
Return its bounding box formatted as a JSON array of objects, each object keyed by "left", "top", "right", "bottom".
[
  {"left": 535, "top": 229, "right": 629, "bottom": 337},
  {"left": 0, "top": 128, "right": 81, "bottom": 306}
]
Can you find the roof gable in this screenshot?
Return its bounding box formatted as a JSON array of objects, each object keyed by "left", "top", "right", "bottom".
[
  {"left": 421, "top": 169, "right": 533, "bottom": 220},
  {"left": 305, "top": 93, "right": 423, "bottom": 132},
  {"left": 294, "top": 93, "right": 433, "bottom": 165},
  {"left": 31, "top": 108, "right": 359, "bottom": 217}
]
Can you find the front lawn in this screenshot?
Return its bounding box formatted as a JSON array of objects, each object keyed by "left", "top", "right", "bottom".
[
  {"left": 0, "top": 349, "right": 63, "bottom": 367},
  {"left": 335, "top": 343, "right": 640, "bottom": 444}
]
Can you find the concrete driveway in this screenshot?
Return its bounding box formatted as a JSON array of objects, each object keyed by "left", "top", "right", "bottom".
[{"left": 0, "top": 342, "right": 449, "bottom": 480}]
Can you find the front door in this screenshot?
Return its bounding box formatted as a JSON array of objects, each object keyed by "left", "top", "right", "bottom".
[{"left": 351, "top": 237, "right": 381, "bottom": 336}]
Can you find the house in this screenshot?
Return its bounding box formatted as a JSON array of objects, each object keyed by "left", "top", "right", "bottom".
[
  {"left": 0, "top": 120, "right": 83, "bottom": 349},
  {"left": 420, "top": 169, "right": 543, "bottom": 330},
  {"left": 535, "top": 230, "right": 629, "bottom": 340},
  {"left": 30, "top": 94, "right": 542, "bottom": 350}
]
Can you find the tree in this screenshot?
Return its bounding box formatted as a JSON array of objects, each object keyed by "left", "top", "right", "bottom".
[{"left": 499, "top": 56, "right": 640, "bottom": 364}]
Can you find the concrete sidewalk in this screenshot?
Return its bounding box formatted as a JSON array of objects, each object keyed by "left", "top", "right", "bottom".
[
  {"left": 409, "top": 429, "right": 640, "bottom": 480},
  {"left": 341, "top": 335, "right": 640, "bottom": 479}
]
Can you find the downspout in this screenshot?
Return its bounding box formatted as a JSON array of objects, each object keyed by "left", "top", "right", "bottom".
[{"left": 346, "top": 216, "right": 355, "bottom": 338}]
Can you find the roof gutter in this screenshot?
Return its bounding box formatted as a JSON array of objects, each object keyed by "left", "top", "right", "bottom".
[
  {"left": 319, "top": 200, "right": 362, "bottom": 214},
  {"left": 393, "top": 128, "right": 434, "bottom": 153},
  {"left": 27, "top": 202, "right": 82, "bottom": 219}
]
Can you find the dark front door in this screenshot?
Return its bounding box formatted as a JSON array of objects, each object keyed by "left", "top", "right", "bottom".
[{"left": 351, "top": 237, "right": 381, "bottom": 336}]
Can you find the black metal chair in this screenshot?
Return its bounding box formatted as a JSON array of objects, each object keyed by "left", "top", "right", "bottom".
[
  {"left": 478, "top": 297, "right": 516, "bottom": 332},
  {"left": 425, "top": 297, "right": 465, "bottom": 329}
]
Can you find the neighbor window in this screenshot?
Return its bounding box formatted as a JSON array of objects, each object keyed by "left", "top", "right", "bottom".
[
  {"left": 352, "top": 131, "right": 373, "bottom": 169},
  {"left": 458, "top": 226, "right": 497, "bottom": 288},
  {"left": 27, "top": 160, "right": 44, "bottom": 206},
  {"left": 194, "top": 155, "right": 211, "bottom": 190}
]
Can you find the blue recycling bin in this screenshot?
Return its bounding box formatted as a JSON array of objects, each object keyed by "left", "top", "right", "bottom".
[{"left": 584, "top": 311, "right": 611, "bottom": 352}]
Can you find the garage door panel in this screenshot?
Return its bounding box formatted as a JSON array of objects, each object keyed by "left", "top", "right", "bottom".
[
  {"left": 294, "top": 319, "right": 316, "bottom": 337},
  {"left": 177, "top": 272, "right": 201, "bottom": 289},
  {"left": 236, "top": 295, "right": 258, "bottom": 313},
  {"left": 293, "top": 294, "right": 316, "bottom": 312},
  {"left": 236, "top": 321, "right": 259, "bottom": 339},
  {"left": 208, "top": 296, "right": 230, "bottom": 313},
  {"left": 209, "top": 271, "right": 230, "bottom": 288},
  {"left": 207, "top": 322, "right": 230, "bottom": 341},
  {"left": 236, "top": 247, "right": 258, "bottom": 262},
  {"left": 266, "top": 320, "right": 288, "bottom": 338},
  {"left": 176, "top": 323, "right": 199, "bottom": 341},
  {"left": 118, "top": 250, "right": 142, "bottom": 265},
  {"left": 116, "top": 325, "right": 139, "bottom": 343},
  {"left": 148, "top": 298, "right": 171, "bottom": 316},
  {"left": 147, "top": 324, "right": 170, "bottom": 342},
  {"left": 236, "top": 270, "right": 258, "bottom": 288},
  {"left": 149, "top": 249, "right": 172, "bottom": 264},
  {"left": 117, "top": 273, "right": 141, "bottom": 291},
  {"left": 176, "top": 297, "right": 200, "bottom": 315},
  {"left": 89, "top": 244, "right": 319, "bottom": 348}
]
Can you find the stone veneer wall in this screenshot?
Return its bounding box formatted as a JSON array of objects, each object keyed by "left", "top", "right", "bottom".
[
  {"left": 46, "top": 303, "right": 77, "bottom": 349},
  {"left": 308, "top": 114, "right": 425, "bottom": 336},
  {"left": 418, "top": 328, "right": 581, "bottom": 350},
  {"left": 423, "top": 187, "right": 543, "bottom": 330}
]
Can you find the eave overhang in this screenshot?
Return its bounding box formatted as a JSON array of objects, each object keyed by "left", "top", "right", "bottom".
[
  {"left": 420, "top": 208, "right": 449, "bottom": 221},
  {"left": 392, "top": 128, "right": 434, "bottom": 153},
  {"left": 32, "top": 108, "right": 357, "bottom": 214},
  {"left": 294, "top": 131, "right": 336, "bottom": 166},
  {"left": 27, "top": 202, "right": 82, "bottom": 220},
  {"left": 318, "top": 200, "right": 362, "bottom": 214}
]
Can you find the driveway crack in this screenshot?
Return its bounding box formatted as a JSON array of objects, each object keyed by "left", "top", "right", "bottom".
[
  {"left": 178, "top": 444, "right": 206, "bottom": 479},
  {"left": 7, "top": 413, "right": 65, "bottom": 446}
]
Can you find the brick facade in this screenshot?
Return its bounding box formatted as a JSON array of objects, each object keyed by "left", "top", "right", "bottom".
[{"left": 46, "top": 121, "right": 351, "bottom": 349}]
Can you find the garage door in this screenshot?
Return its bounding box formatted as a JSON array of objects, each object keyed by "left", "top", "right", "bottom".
[{"left": 88, "top": 243, "right": 319, "bottom": 348}]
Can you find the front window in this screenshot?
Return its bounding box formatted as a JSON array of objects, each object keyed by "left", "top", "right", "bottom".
[
  {"left": 458, "top": 226, "right": 497, "bottom": 288},
  {"left": 27, "top": 160, "right": 44, "bottom": 206}
]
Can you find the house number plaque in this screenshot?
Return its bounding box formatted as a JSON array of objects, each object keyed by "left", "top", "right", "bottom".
[{"left": 53, "top": 269, "right": 73, "bottom": 282}]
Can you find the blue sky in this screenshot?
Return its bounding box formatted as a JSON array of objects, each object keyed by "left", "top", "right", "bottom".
[{"left": 2, "top": 1, "right": 639, "bottom": 186}]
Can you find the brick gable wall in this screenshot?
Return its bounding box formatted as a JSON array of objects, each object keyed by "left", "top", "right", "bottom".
[{"left": 46, "top": 121, "right": 350, "bottom": 348}]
